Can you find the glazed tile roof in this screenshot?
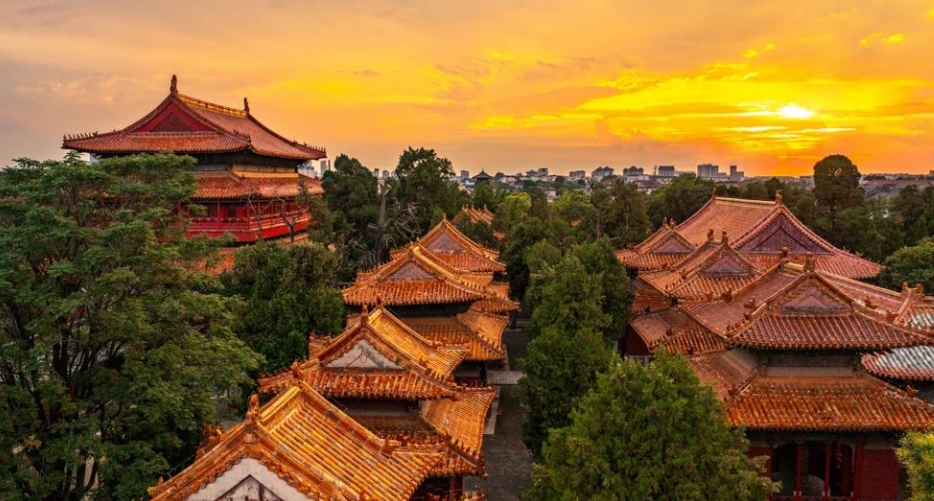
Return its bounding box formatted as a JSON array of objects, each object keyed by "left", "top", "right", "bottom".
[
  {"left": 639, "top": 238, "right": 762, "bottom": 300},
  {"left": 863, "top": 346, "right": 934, "bottom": 381},
  {"left": 733, "top": 312, "right": 927, "bottom": 351},
  {"left": 687, "top": 350, "right": 758, "bottom": 400},
  {"left": 351, "top": 386, "right": 496, "bottom": 477},
  {"left": 631, "top": 278, "right": 673, "bottom": 314},
  {"left": 403, "top": 309, "right": 507, "bottom": 361},
  {"left": 629, "top": 308, "right": 728, "bottom": 356},
  {"left": 64, "top": 80, "right": 325, "bottom": 161},
  {"left": 345, "top": 244, "right": 517, "bottom": 310},
  {"left": 726, "top": 372, "right": 934, "bottom": 431},
  {"left": 407, "top": 218, "right": 504, "bottom": 273},
  {"left": 453, "top": 206, "right": 495, "bottom": 226},
  {"left": 148, "top": 383, "right": 439, "bottom": 501},
  {"left": 618, "top": 195, "right": 881, "bottom": 279},
  {"left": 194, "top": 171, "right": 323, "bottom": 200},
  {"left": 258, "top": 306, "right": 467, "bottom": 399}
]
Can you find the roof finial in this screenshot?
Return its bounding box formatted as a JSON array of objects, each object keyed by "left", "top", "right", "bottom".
[
  {"left": 775, "top": 189, "right": 783, "bottom": 204},
  {"left": 170, "top": 75, "right": 178, "bottom": 95},
  {"left": 361, "top": 304, "right": 369, "bottom": 325},
  {"left": 804, "top": 251, "right": 815, "bottom": 272},
  {"left": 711, "top": 187, "right": 717, "bottom": 199},
  {"left": 243, "top": 97, "right": 250, "bottom": 113},
  {"left": 721, "top": 231, "right": 728, "bottom": 245}
]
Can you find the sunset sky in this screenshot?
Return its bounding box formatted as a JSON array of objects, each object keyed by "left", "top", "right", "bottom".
[{"left": 1, "top": 0, "right": 933, "bottom": 176}]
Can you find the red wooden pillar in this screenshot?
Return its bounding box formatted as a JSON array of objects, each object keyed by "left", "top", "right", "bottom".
[
  {"left": 853, "top": 442, "right": 863, "bottom": 500},
  {"left": 795, "top": 442, "right": 802, "bottom": 501},
  {"left": 823, "top": 442, "right": 831, "bottom": 500}
]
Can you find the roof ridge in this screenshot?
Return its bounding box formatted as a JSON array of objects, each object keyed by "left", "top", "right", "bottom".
[{"left": 178, "top": 93, "right": 248, "bottom": 117}]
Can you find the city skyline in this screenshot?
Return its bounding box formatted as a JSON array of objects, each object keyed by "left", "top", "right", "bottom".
[{"left": 1, "top": 0, "right": 933, "bottom": 176}]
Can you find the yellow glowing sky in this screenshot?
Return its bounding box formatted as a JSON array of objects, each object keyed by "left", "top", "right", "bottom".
[{"left": 2, "top": 0, "right": 933, "bottom": 176}]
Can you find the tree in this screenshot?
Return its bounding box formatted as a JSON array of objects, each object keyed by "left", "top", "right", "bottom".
[
  {"left": 813, "top": 154, "right": 863, "bottom": 242},
  {"left": 528, "top": 353, "right": 772, "bottom": 501},
  {"left": 222, "top": 242, "right": 344, "bottom": 373},
  {"left": 898, "top": 431, "right": 934, "bottom": 501},
  {"left": 0, "top": 154, "right": 260, "bottom": 501},
  {"left": 647, "top": 174, "right": 715, "bottom": 227},
  {"left": 525, "top": 254, "right": 609, "bottom": 340},
  {"left": 470, "top": 182, "right": 503, "bottom": 211},
  {"left": 519, "top": 327, "right": 613, "bottom": 461},
  {"left": 878, "top": 237, "right": 934, "bottom": 293},
  {"left": 571, "top": 239, "right": 632, "bottom": 345},
  {"left": 321, "top": 154, "right": 380, "bottom": 278},
  {"left": 392, "top": 147, "right": 466, "bottom": 236},
  {"left": 591, "top": 180, "right": 650, "bottom": 246}
]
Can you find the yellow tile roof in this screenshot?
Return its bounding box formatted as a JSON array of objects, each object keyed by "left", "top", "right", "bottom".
[{"left": 148, "top": 383, "right": 440, "bottom": 501}]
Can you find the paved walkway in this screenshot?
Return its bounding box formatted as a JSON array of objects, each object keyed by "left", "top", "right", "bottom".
[{"left": 468, "top": 325, "right": 532, "bottom": 501}]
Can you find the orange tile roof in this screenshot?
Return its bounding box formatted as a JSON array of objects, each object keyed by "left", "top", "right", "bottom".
[
  {"left": 687, "top": 350, "right": 759, "bottom": 400},
  {"left": 630, "top": 308, "right": 729, "bottom": 356},
  {"left": 420, "top": 387, "right": 496, "bottom": 475},
  {"left": 345, "top": 245, "right": 517, "bottom": 311},
  {"left": 863, "top": 346, "right": 934, "bottom": 381},
  {"left": 411, "top": 218, "right": 504, "bottom": 273},
  {"left": 194, "top": 171, "right": 323, "bottom": 200},
  {"left": 64, "top": 81, "right": 325, "bottom": 161},
  {"left": 258, "top": 306, "right": 467, "bottom": 399},
  {"left": 630, "top": 278, "right": 674, "bottom": 314},
  {"left": 726, "top": 372, "right": 934, "bottom": 431},
  {"left": 403, "top": 308, "right": 508, "bottom": 362},
  {"left": 618, "top": 195, "right": 881, "bottom": 279},
  {"left": 640, "top": 238, "right": 762, "bottom": 300},
  {"left": 148, "top": 383, "right": 439, "bottom": 501},
  {"left": 453, "top": 206, "right": 495, "bottom": 226}
]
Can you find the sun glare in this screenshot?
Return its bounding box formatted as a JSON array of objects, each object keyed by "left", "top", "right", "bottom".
[{"left": 777, "top": 104, "right": 815, "bottom": 119}]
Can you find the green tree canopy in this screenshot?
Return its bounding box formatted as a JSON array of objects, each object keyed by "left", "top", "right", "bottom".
[
  {"left": 647, "top": 174, "right": 715, "bottom": 227},
  {"left": 0, "top": 154, "right": 260, "bottom": 501},
  {"left": 591, "top": 179, "right": 650, "bottom": 246},
  {"left": 898, "top": 431, "right": 934, "bottom": 501},
  {"left": 321, "top": 154, "right": 380, "bottom": 277},
  {"left": 879, "top": 237, "right": 934, "bottom": 293},
  {"left": 392, "top": 147, "right": 467, "bottom": 236},
  {"left": 222, "top": 242, "right": 344, "bottom": 373},
  {"left": 813, "top": 154, "right": 864, "bottom": 241},
  {"left": 528, "top": 353, "right": 772, "bottom": 501}
]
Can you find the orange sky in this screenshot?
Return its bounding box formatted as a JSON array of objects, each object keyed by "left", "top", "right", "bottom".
[{"left": 1, "top": 0, "right": 933, "bottom": 176}]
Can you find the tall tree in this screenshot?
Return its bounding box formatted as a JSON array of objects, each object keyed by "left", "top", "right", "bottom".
[
  {"left": 392, "top": 147, "right": 466, "bottom": 236},
  {"left": 0, "top": 154, "right": 260, "bottom": 501},
  {"left": 647, "top": 174, "right": 715, "bottom": 227},
  {"left": 222, "top": 242, "right": 344, "bottom": 373},
  {"left": 898, "top": 431, "right": 934, "bottom": 501},
  {"left": 321, "top": 154, "right": 380, "bottom": 278},
  {"left": 572, "top": 238, "right": 632, "bottom": 345},
  {"left": 591, "top": 179, "right": 650, "bottom": 246},
  {"left": 528, "top": 353, "right": 772, "bottom": 501},
  {"left": 813, "top": 154, "right": 863, "bottom": 242},
  {"left": 878, "top": 237, "right": 934, "bottom": 293}
]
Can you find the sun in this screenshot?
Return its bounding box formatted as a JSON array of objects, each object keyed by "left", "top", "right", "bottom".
[{"left": 777, "top": 104, "right": 815, "bottom": 119}]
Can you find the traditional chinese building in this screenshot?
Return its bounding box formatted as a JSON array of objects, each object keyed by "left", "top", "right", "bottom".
[
  {"left": 618, "top": 193, "right": 881, "bottom": 280},
  {"left": 147, "top": 381, "right": 443, "bottom": 501},
  {"left": 63, "top": 76, "right": 326, "bottom": 243},
  {"left": 625, "top": 258, "right": 934, "bottom": 500},
  {"left": 342, "top": 230, "right": 517, "bottom": 380},
  {"left": 258, "top": 306, "right": 494, "bottom": 501},
  {"left": 621, "top": 193, "right": 934, "bottom": 500}
]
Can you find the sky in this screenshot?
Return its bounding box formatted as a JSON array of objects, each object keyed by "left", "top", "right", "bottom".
[{"left": 1, "top": 0, "right": 933, "bottom": 176}]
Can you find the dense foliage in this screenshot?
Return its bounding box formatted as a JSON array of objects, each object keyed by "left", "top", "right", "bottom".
[
  {"left": 898, "top": 431, "right": 934, "bottom": 501},
  {"left": 528, "top": 353, "right": 772, "bottom": 501},
  {"left": 0, "top": 154, "right": 260, "bottom": 501},
  {"left": 222, "top": 242, "right": 344, "bottom": 373}
]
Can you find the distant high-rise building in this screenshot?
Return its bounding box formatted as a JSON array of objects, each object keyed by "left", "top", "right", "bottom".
[
  {"left": 460, "top": 169, "right": 470, "bottom": 180},
  {"left": 697, "top": 163, "right": 720, "bottom": 179},
  {"left": 623, "top": 166, "right": 645, "bottom": 177},
  {"left": 382, "top": 170, "right": 391, "bottom": 179},
  {"left": 320, "top": 159, "right": 331, "bottom": 173},
  {"left": 729, "top": 165, "right": 745, "bottom": 183},
  {"left": 372, "top": 168, "right": 380, "bottom": 178},
  {"left": 656, "top": 165, "right": 676, "bottom": 178},
  {"left": 592, "top": 166, "right": 615, "bottom": 181}
]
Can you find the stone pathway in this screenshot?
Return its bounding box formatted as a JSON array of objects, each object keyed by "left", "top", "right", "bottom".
[{"left": 467, "top": 325, "right": 532, "bottom": 501}]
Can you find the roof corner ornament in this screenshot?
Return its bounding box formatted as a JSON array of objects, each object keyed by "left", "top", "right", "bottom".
[
  {"left": 707, "top": 228, "right": 714, "bottom": 241},
  {"left": 721, "top": 231, "right": 728, "bottom": 246},
  {"left": 803, "top": 251, "right": 815, "bottom": 272},
  {"left": 775, "top": 189, "right": 783, "bottom": 204},
  {"left": 170, "top": 74, "right": 178, "bottom": 95},
  {"left": 243, "top": 97, "right": 250, "bottom": 114},
  {"left": 711, "top": 187, "right": 717, "bottom": 199},
  {"left": 361, "top": 304, "right": 369, "bottom": 325},
  {"left": 290, "top": 360, "right": 302, "bottom": 383},
  {"left": 780, "top": 246, "right": 789, "bottom": 260}
]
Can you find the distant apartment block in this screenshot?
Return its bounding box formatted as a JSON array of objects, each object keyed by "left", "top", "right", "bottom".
[
  {"left": 592, "top": 166, "right": 615, "bottom": 181},
  {"left": 655, "top": 165, "right": 676, "bottom": 178},
  {"left": 569, "top": 170, "right": 587, "bottom": 180}
]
